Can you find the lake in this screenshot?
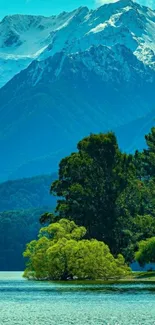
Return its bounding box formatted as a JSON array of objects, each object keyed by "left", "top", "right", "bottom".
[{"left": 0, "top": 272, "right": 155, "bottom": 325}]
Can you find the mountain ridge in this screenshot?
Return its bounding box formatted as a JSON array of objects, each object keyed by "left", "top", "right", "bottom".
[
  {"left": 0, "top": 0, "right": 154, "bottom": 180},
  {"left": 0, "top": 0, "right": 155, "bottom": 87}
]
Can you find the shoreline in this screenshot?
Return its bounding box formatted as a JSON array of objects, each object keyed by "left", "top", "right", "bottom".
[
  {"left": 1, "top": 271, "right": 155, "bottom": 283},
  {"left": 24, "top": 271, "right": 155, "bottom": 283}
]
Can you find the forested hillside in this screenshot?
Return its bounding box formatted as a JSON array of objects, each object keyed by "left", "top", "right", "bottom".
[
  {"left": 0, "top": 208, "right": 46, "bottom": 270},
  {"left": 0, "top": 173, "right": 57, "bottom": 270},
  {"left": 0, "top": 174, "right": 56, "bottom": 212}
]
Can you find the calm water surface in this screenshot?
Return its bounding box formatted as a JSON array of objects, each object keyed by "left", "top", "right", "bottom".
[{"left": 0, "top": 272, "right": 155, "bottom": 325}]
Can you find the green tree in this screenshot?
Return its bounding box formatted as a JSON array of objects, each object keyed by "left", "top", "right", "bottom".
[
  {"left": 135, "top": 237, "right": 155, "bottom": 266},
  {"left": 50, "top": 132, "right": 136, "bottom": 255},
  {"left": 143, "top": 127, "right": 155, "bottom": 179},
  {"left": 118, "top": 214, "right": 155, "bottom": 263},
  {"left": 133, "top": 128, "right": 155, "bottom": 218},
  {"left": 23, "top": 219, "right": 130, "bottom": 280}
]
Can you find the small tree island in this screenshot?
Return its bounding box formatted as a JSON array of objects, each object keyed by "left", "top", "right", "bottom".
[
  {"left": 23, "top": 219, "right": 130, "bottom": 280},
  {"left": 23, "top": 128, "right": 155, "bottom": 280}
]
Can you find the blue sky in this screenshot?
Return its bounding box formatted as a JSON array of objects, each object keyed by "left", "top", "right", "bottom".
[{"left": 0, "top": 0, "right": 154, "bottom": 20}]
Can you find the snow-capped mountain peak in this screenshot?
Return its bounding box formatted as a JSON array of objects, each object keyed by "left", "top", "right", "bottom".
[
  {"left": 0, "top": 0, "right": 155, "bottom": 88},
  {"left": 0, "top": 0, "right": 155, "bottom": 180}
]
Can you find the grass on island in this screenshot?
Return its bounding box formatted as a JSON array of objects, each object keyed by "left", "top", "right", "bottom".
[
  {"left": 132, "top": 271, "right": 155, "bottom": 281},
  {"left": 114, "top": 271, "right": 155, "bottom": 283},
  {"left": 50, "top": 271, "right": 155, "bottom": 285}
]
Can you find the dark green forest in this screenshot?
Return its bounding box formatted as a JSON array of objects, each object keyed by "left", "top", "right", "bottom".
[
  {"left": 0, "top": 174, "right": 57, "bottom": 270},
  {"left": 0, "top": 208, "right": 47, "bottom": 270}
]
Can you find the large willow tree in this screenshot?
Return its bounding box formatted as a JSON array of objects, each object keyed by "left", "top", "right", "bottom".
[{"left": 23, "top": 219, "right": 130, "bottom": 280}]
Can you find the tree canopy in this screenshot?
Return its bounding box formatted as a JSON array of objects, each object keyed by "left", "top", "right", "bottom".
[
  {"left": 50, "top": 133, "right": 136, "bottom": 255},
  {"left": 23, "top": 219, "right": 130, "bottom": 280},
  {"left": 135, "top": 237, "right": 155, "bottom": 266}
]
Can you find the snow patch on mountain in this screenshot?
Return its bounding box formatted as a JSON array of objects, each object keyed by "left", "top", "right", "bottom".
[
  {"left": 38, "top": 0, "right": 155, "bottom": 70},
  {"left": 0, "top": 0, "right": 155, "bottom": 87},
  {"left": 0, "top": 10, "right": 79, "bottom": 86}
]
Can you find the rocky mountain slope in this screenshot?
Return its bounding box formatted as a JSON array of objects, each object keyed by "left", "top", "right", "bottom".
[
  {"left": 0, "top": 0, "right": 154, "bottom": 180},
  {"left": 0, "top": 11, "right": 78, "bottom": 87},
  {"left": 0, "top": 0, "right": 154, "bottom": 87}
]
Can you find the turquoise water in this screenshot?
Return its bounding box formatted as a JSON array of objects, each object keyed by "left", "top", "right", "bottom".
[{"left": 0, "top": 272, "right": 155, "bottom": 325}]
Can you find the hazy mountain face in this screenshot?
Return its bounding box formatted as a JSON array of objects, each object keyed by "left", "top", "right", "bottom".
[{"left": 0, "top": 0, "right": 155, "bottom": 180}]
